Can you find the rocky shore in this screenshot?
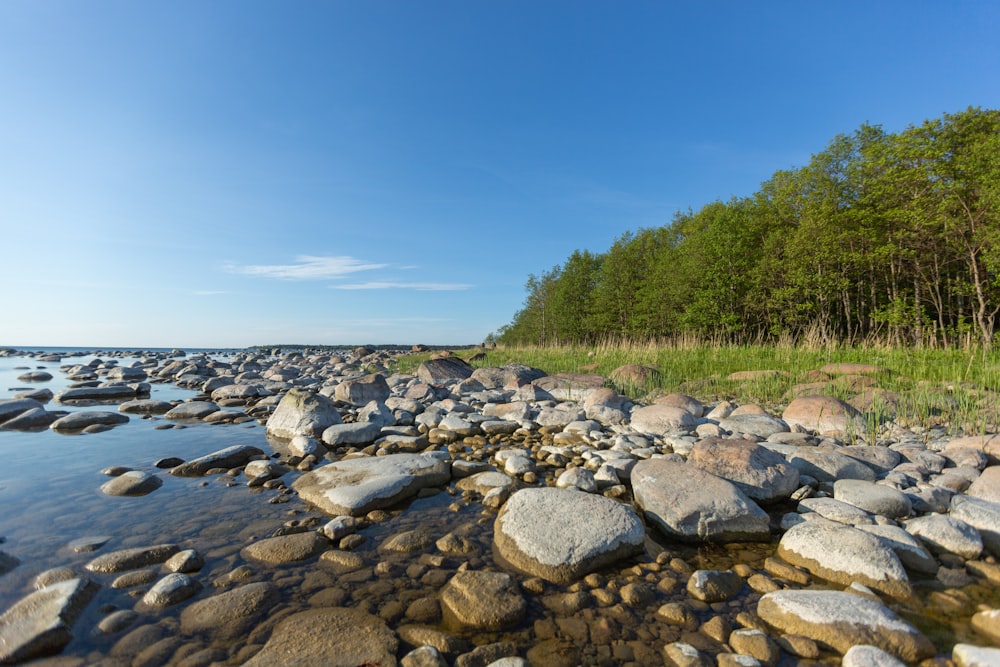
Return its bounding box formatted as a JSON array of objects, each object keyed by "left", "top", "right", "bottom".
[{"left": 1, "top": 347, "right": 999, "bottom": 666}]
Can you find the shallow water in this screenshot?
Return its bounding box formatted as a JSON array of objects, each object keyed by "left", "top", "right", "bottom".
[{"left": 0, "top": 351, "right": 994, "bottom": 664}]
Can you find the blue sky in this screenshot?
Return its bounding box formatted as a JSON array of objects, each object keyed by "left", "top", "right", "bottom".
[{"left": 2, "top": 1, "right": 998, "bottom": 348}]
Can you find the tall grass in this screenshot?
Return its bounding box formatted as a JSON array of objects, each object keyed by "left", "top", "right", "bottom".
[{"left": 392, "top": 340, "right": 1000, "bottom": 437}]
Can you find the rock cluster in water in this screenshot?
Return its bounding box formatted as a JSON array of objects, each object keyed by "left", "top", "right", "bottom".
[{"left": 1, "top": 348, "right": 999, "bottom": 665}]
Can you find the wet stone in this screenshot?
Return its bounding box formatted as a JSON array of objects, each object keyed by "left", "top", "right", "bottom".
[
  {"left": 85, "top": 544, "right": 180, "bottom": 573},
  {"left": 686, "top": 569, "right": 743, "bottom": 602},
  {"left": 0, "top": 578, "right": 98, "bottom": 664},
  {"left": 139, "top": 573, "right": 201, "bottom": 608},
  {"left": 441, "top": 570, "right": 526, "bottom": 631},
  {"left": 111, "top": 569, "right": 159, "bottom": 589},
  {"left": 68, "top": 536, "right": 111, "bottom": 553},
  {"left": 180, "top": 582, "right": 279, "bottom": 640},
  {"left": 240, "top": 531, "right": 329, "bottom": 565},
  {"left": 242, "top": 607, "right": 398, "bottom": 667},
  {"left": 100, "top": 470, "right": 163, "bottom": 497}
]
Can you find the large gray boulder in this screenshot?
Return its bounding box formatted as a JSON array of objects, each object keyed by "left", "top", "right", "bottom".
[
  {"left": 688, "top": 438, "right": 799, "bottom": 504},
  {"left": 631, "top": 459, "right": 770, "bottom": 542},
  {"left": 968, "top": 466, "right": 1000, "bottom": 503},
  {"left": 629, "top": 404, "right": 697, "bottom": 434},
  {"left": 834, "top": 479, "right": 912, "bottom": 519},
  {"left": 417, "top": 357, "right": 473, "bottom": 384},
  {"left": 471, "top": 364, "right": 546, "bottom": 389},
  {"left": 757, "top": 589, "right": 934, "bottom": 662},
  {"left": 333, "top": 374, "right": 391, "bottom": 406},
  {"left": 266, "top": 388, "right": 342, "bottom": 439},
  {"left": 293, "top": 453, "right": 451, "bottom": 516},
  {"left": 718, "top": 413, "right": 790, "bottom": 439},
  {"left": 904, "top": 513, "right": 983, "bottom": 560},
  {"left": 776, "top": 519, "right": 911, "bottom": 600},
  {"left": 951, "top": 494, "right": 1000, "bottom": 557},
  {"left": 532, "top": 373, "right": 606, "bottom": 401},
  {"left": 787, "top": 448, "right": 876, "bottom": 483},
  {"left": 493, "top": 487, "right": 644, "bottom": 584},
  {"left": 782, "top": 395, "right": 864, "bottom": 435},
  {"left": 321, "top": 421, "right": 383, "bottom": 447},
  {"left": 0, "top": 578, "right": 98, "bottom": 664},
  {"left": 243, "top": 608, "right": 398, "bottom": 667}
]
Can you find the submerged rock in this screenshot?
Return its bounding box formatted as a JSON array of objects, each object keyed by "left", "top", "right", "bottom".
[
  {"left": 242, "top": 607, "right": 398, "bottom": 667},
  {"left": 0, "top": 577, "right": 98, "bottom": 664},
  {"left": 180, "top": 582, "right": 279, "bottom": 640},
  {"left": 440, "top": 570, "right": 526, "bottom": 630}
]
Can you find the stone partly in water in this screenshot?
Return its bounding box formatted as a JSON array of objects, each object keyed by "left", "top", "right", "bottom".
[
  {"left": 100, "top": 470, "right": 163, "bottom": 497},
  {"left": 0, "top": 407, "right": 63, "bottom": 430},
  {"left": 242, "top": 607, "right": 399, "bottom": 667},
  {"left": 631, "top": 459, "right": 770, "bottom": 543},
  {"left": 776, "top": 520, "right": 911, "bottom": 600},
  {"left": 292, "top": 453, "right": 451, "bottom": 517},
  {"left": 757, "top": 589, "right": 934, "bottom": 662},
  {"left": 266, "top": 388, "right": 342, "bottom": 439},
  {"left": 0, "top": 398, "right": 44, "bottom": 424},
  {"left": 49, "top": 411, "right": 129, "bottom": 432},
  {"left": 84, "top": 544, "right": 180, "bottom": 573},
  {"left": 493, "top": 487, "right": 644, "bottom": 584},
  {"left": 0, "top": 577, "right": 98, "bottom": 664},
  {"left": 163, "top": 401, "right": 220, "bottom": 420},
  {"left": 169, "top": 445, "right": 266, "bottom": 477}
]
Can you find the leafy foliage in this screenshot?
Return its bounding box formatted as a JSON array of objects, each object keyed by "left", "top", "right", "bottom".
[{"left": 497, "top": 107, "right": 1000, "bottom": 348}]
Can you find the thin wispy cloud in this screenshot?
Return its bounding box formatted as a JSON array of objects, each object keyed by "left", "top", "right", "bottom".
[
  {"left": 331, "top": 281, "right": 473, "bottom": 291},
  {"left": 226, "top": 255, "right": 386, "bottom": 280}
]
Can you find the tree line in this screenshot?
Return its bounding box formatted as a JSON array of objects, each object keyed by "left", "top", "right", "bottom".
[{"left": 496, "top": 107, "right": 1000, "bottom": 349}]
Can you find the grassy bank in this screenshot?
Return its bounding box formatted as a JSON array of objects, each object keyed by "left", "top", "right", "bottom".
[{"left": 392, "top": 342, "right": 1000, "bottom": 436}]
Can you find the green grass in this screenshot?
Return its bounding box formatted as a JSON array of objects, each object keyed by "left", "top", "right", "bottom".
[{"left": 391, "top": 342, "right": 1000, "bottom": 437}]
